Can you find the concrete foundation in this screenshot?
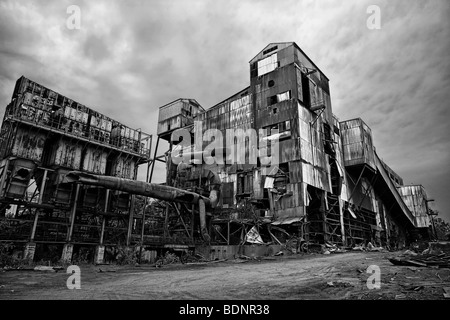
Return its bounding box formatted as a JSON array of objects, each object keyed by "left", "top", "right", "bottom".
[
  {"left": 61, "top": 244, "right": 74, "bottom": 263},
  {"left": 94, "top": 245, "right": 105, "bottom": 264},
  {"left": 23, "top": 242, "right": 36, "bottom": 261},
  {"left": 196, "top": 245, "right": 283, "bottom": 260}
]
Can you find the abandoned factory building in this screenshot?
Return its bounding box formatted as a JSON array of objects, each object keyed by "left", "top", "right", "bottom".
[{"left": 0, "top": 42, "right": 433, "bottom": 263}]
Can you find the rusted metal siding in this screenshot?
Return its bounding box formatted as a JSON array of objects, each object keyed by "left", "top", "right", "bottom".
[
  {"left": 340, "top": 118, "right": 376, "bottom": 170},
  {"left": 7, "top": 76, "right": 150, "bottom": 159},
  {"left": 398, "top": 185, "right": 430, "bottom": 228},
  {"left": 332, "top": 115, "right": 350, "bottom": 201},
  {"left": 381, "top": 160, "right": 404, "bottom": 186},
  {"left": 109, "top": 157, "right": 137, "bottom": 180},
  {"left": 82, "top": 147, "right": 107, "bottom": 175},
  {"left": 298, "top": 102, "right": 331, "bottom": 192},
  {"left": 10, "top": 127, "right": 46, "bottom": 162},
  {"left": 48, "top": 138, "right": 83, "bottom": 169},
  {"left": 158, "top": 100, "right": 184, "bottom": 122},
  {"left": 157, "top": 99, "right": 204, "bottom": 136}
]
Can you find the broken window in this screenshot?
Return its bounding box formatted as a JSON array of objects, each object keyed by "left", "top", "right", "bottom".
[
  {"left": 279, "top": 120, "right": 290, "bottom": 132},
  {"left": 268, "top": 80, "right": 275, "bottom": 88},
  {"left": 323, "top": 122, "right": 335, "bottom": 155},
  {"left": 277, "top": 91, "right": 291, "bottom": 102},
  {"left": 221, "top": 182, "right": 234, "bottom": 207},
  {"left": 267, "top": 90, "right": 291, "bottom": 107},
  {"left": 237, "top": 172, "right": 253, "bottom": 196},
  {"left": 263, "top": 120, "right": 291, "bottom": 141},
  {"left": 263, "top": 46, "right": 278, "bottom": 55},
  {"left": 273, "top": 163, "right": 290, "bottom": 188},
  {"left": 272, "top": 108, "right": 278, "bottom": 115},
  {"left": 257, "top": 53, "right": 278, "bottom": 76},
  {"left": 268, "top": 95, "right": 278, "bottom": 106}
]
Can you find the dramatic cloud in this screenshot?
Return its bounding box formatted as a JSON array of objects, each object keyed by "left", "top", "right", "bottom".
[{"left": 0, "top": 0, "right": 449, "bottom": 220}]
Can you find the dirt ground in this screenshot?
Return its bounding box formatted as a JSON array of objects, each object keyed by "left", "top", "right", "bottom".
[{"left": 1, "top": 251, "right": 449, "bottom": 300}]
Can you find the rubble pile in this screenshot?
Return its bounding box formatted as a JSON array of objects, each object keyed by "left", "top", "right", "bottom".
[{"left": 389, "top": 250, "right": 450, "bottom": 268}]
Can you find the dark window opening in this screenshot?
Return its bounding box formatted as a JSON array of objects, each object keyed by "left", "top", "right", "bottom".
[
  {"left": 263, "top": 46, "right": 278, "bottom": 55},
  {"left": 301, "top": 72, "right": 311, "bottom": 108},
  {"left": 267, "top": 90, "right": 291, "bottom": 107},
  {"left": 268, "top": 80, "right": 275, "bottom": 87},
  {"left": 333, "top": 125, "right": 340, "bottom": 136},
  {"left": 56, "top": 94, "right": 64, "bottom": 107},
  {"left": 268, "top": 95, "right": 278, "bottom": 106},
  {"left": 272, "top": 108, "right": 278, "bottom": 115},
  {"left": 263, "top": 120, "right": 291, "bottom": 140},
  {"left": 237, "top": 172, "right": 253, "bottom": 196},
  {"left": 273, "top": 162, "right": 290, "bottom": 187},
  {"left": 323, "top": 122, "right": 335, "bottom": 155},
  {"left": 250, "top": 62, "right": 258, "bottom": 78}
]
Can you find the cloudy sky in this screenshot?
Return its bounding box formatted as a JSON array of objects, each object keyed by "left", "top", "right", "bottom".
[{"left": 0, "top": 0, "right": 449, "bottom": 221}]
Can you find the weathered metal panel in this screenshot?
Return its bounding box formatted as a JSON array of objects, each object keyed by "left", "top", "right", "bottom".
[
  {"left": 49, "top": 139, "right": 82, "bottom": 169},
  {"left": 340, "top": 118, "right": 376, "bottom": 169},
  {"left": 158, "top": 100, "right": 183, "bottom": 122},
  {"left": 82, "top": 147, "right": 108, "bottom": 174},
  {"left": 288, "top": 161, "right": 302, "bottom": 183},
  {"left": 274, "top": 206, "right": 305, "bottom": 220},
  {"left": 110, "top": 157, "right": 136, "bottom": 180},
  {"left": 398, "top": 185, "right": 430, "bottom": 228},
  {"left": 11, "top": 128, "right": 46, "bottom": 162},
  {"left": 279, "top": 139, "right": 301, "bottom": 163},
  {"left": 341, "top": 127, "right": 362, "bottom": 145},
  {"left": 342, "top": 143, "right": 364, "bottom": 162}
]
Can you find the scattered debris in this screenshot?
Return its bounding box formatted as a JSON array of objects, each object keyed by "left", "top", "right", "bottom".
[
  {"left": 323, "top": 250, "right": 331, "bottom": 255},
  {"left": 428, "top": 242, "right": 450, "bottom": 255},
  {"left": 388, "top": 252, "right": 450, "bottom": 268},
  {"left": 274, "top": 251, "right": 283, "bottom": 256},
  {"left": 405, "top": 285, "right": 424, "bottom": 291},
  {"left": 395, "top": 294, "right": 407, "bottom": 300},
  {"left": 155, "top": 252, "right": 181, "bottom": 265},
  {"left": 98, "top": 268, "right": 117, "bottom": 273},
  {"left": 390, "top": 272, "right": 398, "bottom": 282},
  {"left": 403, "top": 250, "right": 418, "bottom": 256},
  {"left": 332, "top": 248, "right": 348, "bottom": 253},
  {"left": 33, "top": 266, "right": 56, "bottom": 272},
  {"left": 326, "top": 281, "right": 354, "bottom": 288},
  {"left": 444, "top": 287, "right": 450, "bottom": 299}
]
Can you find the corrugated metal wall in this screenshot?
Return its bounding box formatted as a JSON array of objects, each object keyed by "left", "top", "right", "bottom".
[
  {"left": 7, "top": 77, "right": 148, "bottom": 157},
  {"left": 398, "top": 185, "right": 430, "bottom": 228},
  {"left": 340, "top": 118, "right": 376, "bottom": 169},
  {"left": 10, "top": 127, "right": 46, "bottom": 161}
]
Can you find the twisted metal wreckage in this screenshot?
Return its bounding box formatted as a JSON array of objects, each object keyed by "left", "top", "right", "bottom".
[{"left": 0, "top": 42, "right": 435, "bottom": 263}]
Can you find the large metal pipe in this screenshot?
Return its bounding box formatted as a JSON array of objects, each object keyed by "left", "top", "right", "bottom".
[
  {"left": 63, "top": 171, "right": 218, "bottom": 208},
  {"left": 198, "top": 199, "right": 210, "bottom": 243}
]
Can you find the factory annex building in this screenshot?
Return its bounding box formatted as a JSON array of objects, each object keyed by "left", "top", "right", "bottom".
[{"left": 0, "top": 42, "right": 432, "bottom": 262}]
